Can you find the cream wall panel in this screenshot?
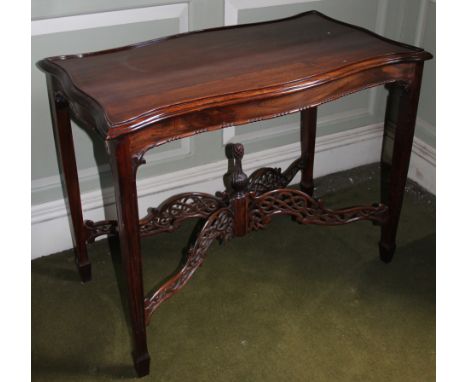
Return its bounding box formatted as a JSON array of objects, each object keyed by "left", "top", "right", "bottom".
[{"left": 31, "top": 3, "right": 191, "bottom": 205}]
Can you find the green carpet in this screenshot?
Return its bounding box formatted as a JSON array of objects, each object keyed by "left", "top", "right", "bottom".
[{"left": 32, "top": 165, "right": 436, "bottom": 381}]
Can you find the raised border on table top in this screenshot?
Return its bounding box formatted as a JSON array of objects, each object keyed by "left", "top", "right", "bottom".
[{"left": 37, "top": 10, "right": 432, "bottom": 139}]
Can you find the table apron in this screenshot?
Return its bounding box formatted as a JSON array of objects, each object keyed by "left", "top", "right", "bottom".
[{"left": 126, "top": 62, "right": 418, "bottom": 159}]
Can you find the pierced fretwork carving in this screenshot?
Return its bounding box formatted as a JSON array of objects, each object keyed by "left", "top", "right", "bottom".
[
  {"left": 144, "top": 208, "right": 234, "bottom": 324},
  {"left": 84, "top": 219, "right": 117, "bottom": 243},
  {"left": 81, "top": 193, "right": 226, "bottom": 243},
  {"left": 86, "top": 144, "right": 388, "bottom": 326},
  {"left": 139, "top": 193, "right": 227, "bottom": 237},
  {"left": 247, "top": 157, "right": 303, "bottom": 194},
  {"left": 248, "top": 189, "right": 388, "bottom": 232}
]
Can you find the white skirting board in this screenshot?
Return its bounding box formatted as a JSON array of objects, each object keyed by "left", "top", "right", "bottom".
[
  {"left": 408, "top": 137, "right": 436, "bottom": 195},
  {"left": 31, "top": 123, "right": 435, "bottom": 259}
]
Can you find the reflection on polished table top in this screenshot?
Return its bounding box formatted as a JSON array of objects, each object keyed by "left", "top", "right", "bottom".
[{"left": 38, "top": 11, "right": 430, "bottom": 139}]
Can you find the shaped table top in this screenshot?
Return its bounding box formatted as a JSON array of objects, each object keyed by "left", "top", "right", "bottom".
[{"left": 38, "top": 11, "right": 431, "bottom": 139}]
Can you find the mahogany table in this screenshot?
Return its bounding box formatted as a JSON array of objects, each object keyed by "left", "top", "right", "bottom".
[{"left": 38, "top": 11, "right": 432, "bottom": 378}]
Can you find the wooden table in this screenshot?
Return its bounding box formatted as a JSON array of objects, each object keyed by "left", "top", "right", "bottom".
[{"left": 38, "top": 11, "right": 432, "bottom": 377}]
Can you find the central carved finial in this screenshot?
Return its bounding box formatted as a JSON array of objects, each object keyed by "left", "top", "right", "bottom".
[
  {"left": 225, "top": 143, "right": 248, "bottom": 197},
  {"left": 231, "top": 143, "right": 244, "bottom": 160}
]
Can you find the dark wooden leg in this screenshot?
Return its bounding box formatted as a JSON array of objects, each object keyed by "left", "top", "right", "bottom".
[
  {"left": 379, "top": 63, "right": 424, "bottom": 263},
  {"left": 46, "top": 76, "right": 91, "bottom": 282},
  {"left": 300, "top": 107, "right": 317, "bottom": 196},
  {"left": 108, "top": 139, "right": 150, "bottom": 377},
  {"left": 375, "top": 84, "right": 397, "bottom": 229}
]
